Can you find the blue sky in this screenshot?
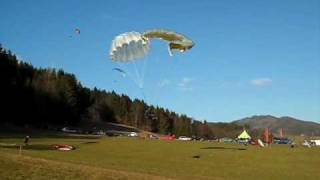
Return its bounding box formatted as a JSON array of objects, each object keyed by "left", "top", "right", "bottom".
[{"left": 1, "top": 0, "right": 319, "bottom": 122}]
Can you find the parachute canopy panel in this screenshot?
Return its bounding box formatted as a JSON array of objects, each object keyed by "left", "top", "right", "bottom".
[
  {"left": 142, "top": 29, "right": 194, "bottom": 55},
  {"left": 109, "top": 32, "right": 150, "bottom": 62},
  {"left": 142, "top": 29, "right": 194, "bottom": 49}
]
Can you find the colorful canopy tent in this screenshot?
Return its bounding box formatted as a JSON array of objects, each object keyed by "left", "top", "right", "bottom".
[{"left": 237, "top": 130, "right": 251, "bottom": 139}]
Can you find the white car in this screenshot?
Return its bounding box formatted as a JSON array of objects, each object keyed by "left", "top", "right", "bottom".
[
  {"left": 178, "top": 136, "right": 191, "bottom": 141},
  {"left": 128, "top": 132, "right": 138, "bottom": 137},
  {"left": 61, "top": 127, "right": 77, "bottom": 133},
  {"left": 94, "top": 130, "right": 106, "bottom": 135}
]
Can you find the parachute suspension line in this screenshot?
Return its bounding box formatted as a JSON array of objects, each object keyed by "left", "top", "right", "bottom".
[
  {"left": 151, "top": 56, "right": 160, "bottom": 104},
  {"left": 132, "top": 60, "right": 148, "bottom": 101},
  {"left": 115, "top": 61, "right": 147, "bottom": 102},
  {"left": 140, "top": 87, "right": 147, "bottom": 102},
  {"left": 141, "top": 54, "right": 150, "bottom": 102},
  {"left": 153, "top": 55, "right": 173, "bottom": 106},
  {"left": 141, "top": 52, "right": 149, "bottom": 87},
  {"left": 132, "top": 60, "right": 143, "bottom": 89},
  {"left": 116, "top": 62, "right": 140, "bottom": 89},
  {"left": 148, "top": 56, "right": 161, "bottom": 106}
]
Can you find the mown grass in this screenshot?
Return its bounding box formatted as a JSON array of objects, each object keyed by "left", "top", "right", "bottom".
[{"left": 1, "top": 136, "right": 320, "bottom": 180}]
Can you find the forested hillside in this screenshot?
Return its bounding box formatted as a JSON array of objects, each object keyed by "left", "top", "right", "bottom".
[{"left": 0, "top": 46, "right": 247, "bottom": 138}]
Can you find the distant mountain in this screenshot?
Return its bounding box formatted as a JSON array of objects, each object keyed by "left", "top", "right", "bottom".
[{"left": 233, "top": 115, "right": 320, "bottom": 136}]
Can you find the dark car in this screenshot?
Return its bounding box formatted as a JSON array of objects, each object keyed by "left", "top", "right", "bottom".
[{"left": 273, "top": 137, "right": 292, "bottom": 144}]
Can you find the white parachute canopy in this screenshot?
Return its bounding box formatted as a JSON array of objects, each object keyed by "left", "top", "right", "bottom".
[{"left": 109, "top": 32, "right": 150, "bottom": 62}]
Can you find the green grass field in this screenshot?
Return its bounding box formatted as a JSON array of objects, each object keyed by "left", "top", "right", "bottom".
[{"left": 1, "top": 135, "right": 320, "bottom": 180}]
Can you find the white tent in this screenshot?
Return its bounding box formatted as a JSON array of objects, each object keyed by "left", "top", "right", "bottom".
[
  {"left": 237, "top": 130, "right": 251, "bottom": 143},
  {"left": 237, "top": 130, "right": 251, "bottom": 139}
]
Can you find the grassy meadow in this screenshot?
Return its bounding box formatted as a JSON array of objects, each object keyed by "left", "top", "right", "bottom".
[{"left": 1, "top": 135, "right": 320, "bottom": 180}]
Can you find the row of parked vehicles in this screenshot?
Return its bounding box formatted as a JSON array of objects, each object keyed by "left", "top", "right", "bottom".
[
  {"left": 61, "top": 127, "right": 301, "bottom": 144},
  {"left": 221, "top": 137, "right": 294, "bottom": 145},
  {"left": 61, "top": 127, "right": 197, "bottom": 140}
]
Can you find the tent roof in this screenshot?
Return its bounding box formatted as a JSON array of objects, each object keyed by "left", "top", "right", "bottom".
[{"left": 237, "top": 130, "right": 251, "bottom": 139}]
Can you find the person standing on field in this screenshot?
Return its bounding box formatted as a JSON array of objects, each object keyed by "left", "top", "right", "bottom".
[{"left": 24, "top": 136, "right": 30, "bottom": 145}]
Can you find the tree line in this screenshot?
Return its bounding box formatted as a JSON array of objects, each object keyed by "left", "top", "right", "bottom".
[{"left": 0, "top": 47, "right": 257, "bottom": 138}]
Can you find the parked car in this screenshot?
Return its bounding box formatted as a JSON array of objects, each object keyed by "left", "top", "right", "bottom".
[
  {"left": 178, "top": 136, "right": 192, "bottom": 141},
  {"left": 221, "top": 137, "right": 233, "bottom": 143},
  {"left": 273, "top": 137, "right": 292, "bottom": 144},
  {"left": 106, "top": 131, "right": 121, "bottom": 137},
  {"left": 61, "top": 127, "right": 77, "bottom": 133},
  {"left": 161, "top": 134, "right": 175, "bottom": 140},
  {"left": 148, "top": 134, "right": 158, "bottom": 139},
  {"left": 191, "top": 136, "right": 201, "bottom": 141},
  {"left": 93, "top": 130, "right": 106, "bottom": 135},
  {"left": 128, "top": 132, "right": 138, "bottom": 137},
  {"left": 310, "top": 140, "right": 320, "bottom": 146}
]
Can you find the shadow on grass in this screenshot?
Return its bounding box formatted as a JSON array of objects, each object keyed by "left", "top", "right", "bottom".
[
  {"left": 0, "top": 144, "right": 79, "bottom": 151},
  {"left": 0, "top": 144, "right": 52, "bottom": 151},
  {"left": 81, "top": 141, "right": 99, "bottom": 144},
  {"left": 201, "top": 146, "right": 246, "bottom": 151},
  {"left": 0, "top": 134, "right": 102, "bottom": 140}
]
